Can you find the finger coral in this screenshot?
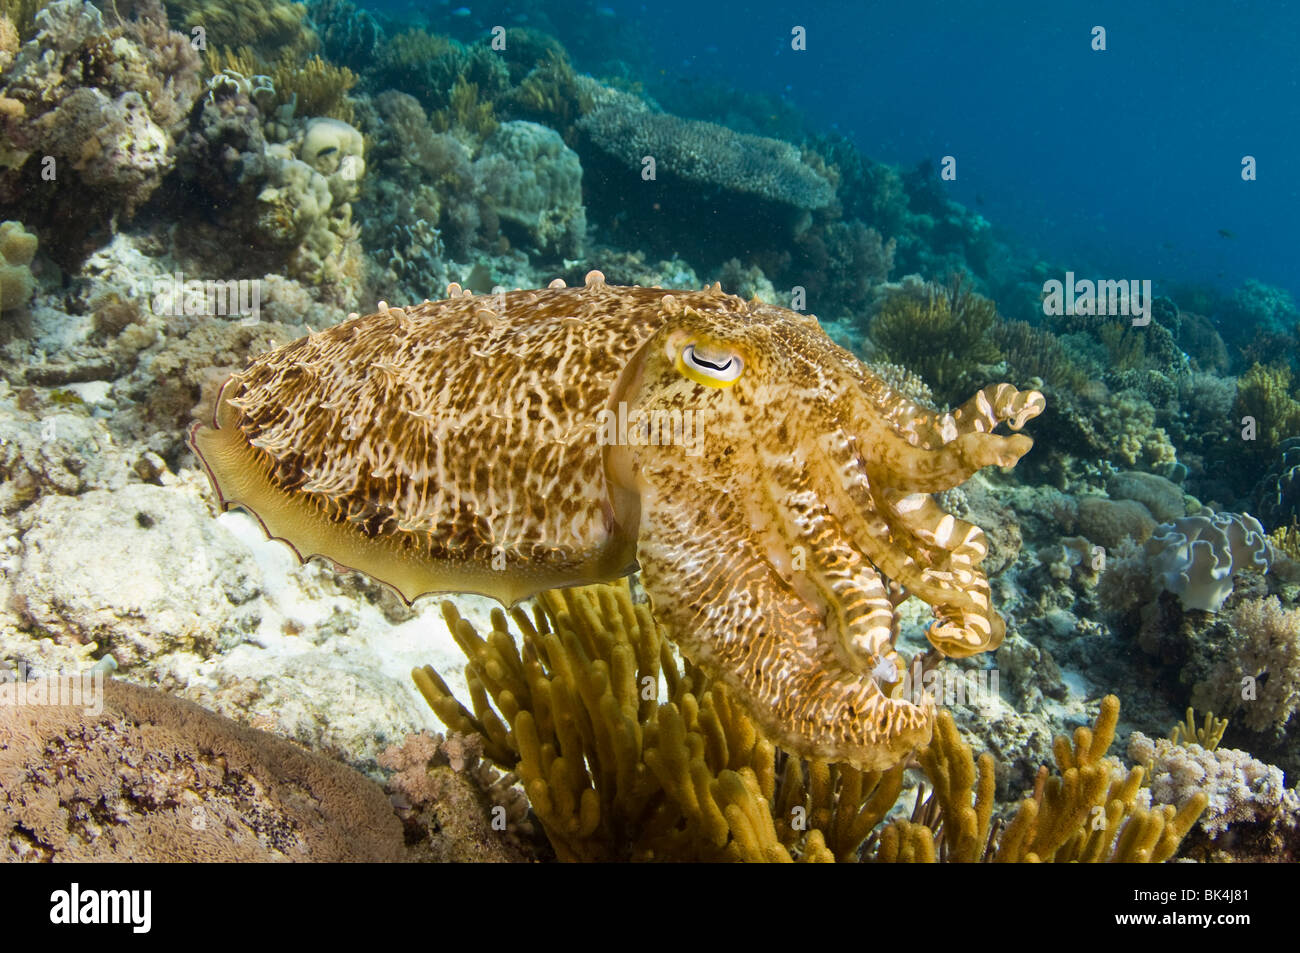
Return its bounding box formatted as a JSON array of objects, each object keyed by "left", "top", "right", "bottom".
[{"left": 416, "top": 592, "right": 1207, "bottom": 863}]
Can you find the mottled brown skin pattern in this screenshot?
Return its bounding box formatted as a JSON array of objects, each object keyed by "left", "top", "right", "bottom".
[{"left": 190, "top": 273, "right": 1045, "bottom": 770}]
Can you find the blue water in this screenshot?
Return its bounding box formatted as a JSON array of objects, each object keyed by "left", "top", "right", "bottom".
[{"left": 379, "top": 0, "right": 1299, "bottom": 305}]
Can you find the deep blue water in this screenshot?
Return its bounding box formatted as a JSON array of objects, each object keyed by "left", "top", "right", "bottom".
[{"left": 369, "top": 0, "right": 1300, "bottom": 306}]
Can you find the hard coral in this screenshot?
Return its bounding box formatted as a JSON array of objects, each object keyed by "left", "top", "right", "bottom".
[
  {"left": 0, "top": 0, "right": 201, "bottom": 264},
  {"left": 1132, "top": 732, "right": 1299, "bottom": 861},
  {"left": 416, "top": 601, "right": 1206, "bottom": 864},
  {"left": 475, "top": 120, "right": 585, "bottom": 259},
  {"left": 578, "top": 104, "right": 834, "bottom": 211}
]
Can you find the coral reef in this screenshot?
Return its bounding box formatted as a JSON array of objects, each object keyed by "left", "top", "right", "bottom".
[
  {"left": 0, "top": 0, "right": 202, "bottom": 264},
  {"left": 416, "top": 592, "right": 1205, "bottom": 862}
]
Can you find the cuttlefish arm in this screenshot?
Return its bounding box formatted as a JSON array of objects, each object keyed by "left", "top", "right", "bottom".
[{"left": 630, "top": 443, "right": 935, "bottom": 771}]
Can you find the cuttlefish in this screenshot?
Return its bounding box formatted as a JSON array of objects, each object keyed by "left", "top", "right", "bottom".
[{"left": 189, "top": 272, "right": 1044, "bottom": 770}]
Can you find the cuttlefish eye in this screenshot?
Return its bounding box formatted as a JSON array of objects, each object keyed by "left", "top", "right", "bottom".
[{"left": 677, "top": 341, "right": 745, "bottom": 388}]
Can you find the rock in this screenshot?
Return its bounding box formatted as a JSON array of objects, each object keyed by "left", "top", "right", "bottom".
[{"left": 11, "top": 483, "right": 260, "bottom": 667}]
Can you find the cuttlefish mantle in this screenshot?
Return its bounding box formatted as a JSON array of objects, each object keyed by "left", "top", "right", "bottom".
[{"left": 189, "top": 273, "right": 1045, "bottom": 771}]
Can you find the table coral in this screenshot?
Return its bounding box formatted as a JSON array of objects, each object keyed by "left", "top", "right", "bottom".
[
  {"left": 189, "top": 279, "right": 1045, "bottom": 769},
  {"left": 578, "top": 102, "right": 835, "bottom": 210}
]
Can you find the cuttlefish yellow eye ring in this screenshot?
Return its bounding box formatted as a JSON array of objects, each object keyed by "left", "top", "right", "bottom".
[{"left": 677, "top": 341, "right": 745, "bottom": 388}]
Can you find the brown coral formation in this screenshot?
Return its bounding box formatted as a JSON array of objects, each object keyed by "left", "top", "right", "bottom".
[{"left": 0, "top": 677, "right": 404, "bottom": 861}]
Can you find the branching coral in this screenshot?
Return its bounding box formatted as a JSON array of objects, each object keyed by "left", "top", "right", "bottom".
[
  {"left": 373, "top": 28, "right": 508, "bottom": 115},
  {"left": 429, "top": 76, "right": 497, "bottom": 142},
  {"left": 1193, "top": 596, "right": 1300, "bottom": 737},
  {"left": 501, "top": 49, "right": 586, "bottom": 140},
  {"left": 991, "top": 319, "right": 1092, "bottom": 393},
  {"left": 305, "top": 0, "right": 380, "bottom": 74},
  {"left": 1131, "top": 730, "right": 1299, "bottom": 861},
  {"left": 414, "top": 583, "right": 1205, "bottom": 863},
  {"left": 868, "top": 274, "right": 1002, "bottom": 407},
  {"left": 1235, "top": 362, "right": 1300, "bottom": 453}
]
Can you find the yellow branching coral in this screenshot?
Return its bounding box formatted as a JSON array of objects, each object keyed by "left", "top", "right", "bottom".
[
  {"left": 414, "top": 583, "right": 1207, "bottom": 863},
  {"left": 429, "top": 77, "right": 497, "bottom": 140},
  {"left": 414, "top": 581, "right": 904, "bottom": 861},
  {"left": 206, "top": 48, "right": 357, "bottom": 122},
  {"left": 1168, "top": 708, "right": 1228, "bottom": 752}
]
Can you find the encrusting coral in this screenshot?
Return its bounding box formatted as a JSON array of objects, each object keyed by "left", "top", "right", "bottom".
[
  {"left": 414, "top": 583, "right": 1207, "bottom": 862},
  {"left": 189, "top": 279, "right": 1046, "bottom": 770}
]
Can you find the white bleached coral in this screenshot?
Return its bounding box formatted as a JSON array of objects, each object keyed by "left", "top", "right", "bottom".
[{"left": 1130, "top": 732, "right": 1298, "bottom": 842}]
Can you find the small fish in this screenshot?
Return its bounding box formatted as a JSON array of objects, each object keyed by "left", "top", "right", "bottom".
[
  {"left": 1218, "top": 228, "right": 1235, "bottom": 239},
  {"left": 451, "top": 6, "right": 471, "bottom": 16}
]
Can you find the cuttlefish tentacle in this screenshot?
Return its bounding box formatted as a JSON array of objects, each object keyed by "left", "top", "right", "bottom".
[
  {"left": 769, "top": 460, "right": 903, "bottom": 678},
  {"left": 633, "top": 455, "right": 933, "bottom": 770}
]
